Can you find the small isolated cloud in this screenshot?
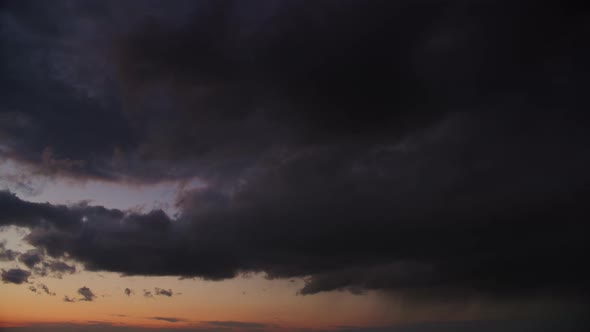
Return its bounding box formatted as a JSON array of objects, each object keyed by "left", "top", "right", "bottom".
[
  {"left": 154, "top": 287, "right": 173, "bottom": 297},
  {"left": 78, "top": 286, "right": 96, "bottom": 301},
  {"left": 150, "top": 317, "right": 185, "bottom": 323},
  {"left": 204, "top": 321, "right": 269, "bottom": 329},
  {"left": 63, "top": 295, "right": 76, "bottom": 302},
  {"left": 124, "top": 288, "right": 134, "bottom": 296},
  {"left": 1, "top": 268, "right": 31, "bottom": 284},
  {"left": 29, "top": 286, "right": 37, "bottom": 293},
  {"left": 143, "top": 289, "right": 153, "bottom": 298}
]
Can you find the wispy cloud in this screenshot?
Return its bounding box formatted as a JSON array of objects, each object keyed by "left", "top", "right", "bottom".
[{"left": 150, "top": 317, "right": 186, "bottom": 323}]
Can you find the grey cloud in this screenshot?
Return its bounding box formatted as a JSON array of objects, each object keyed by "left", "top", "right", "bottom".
[
  {"left": 0, "top": 241, "right": 19, "bottom": 261},
  {"left": 150, "top": 317, "right": 185, "bottom": 323},
  {"left": 18, "top": 249, "right": 43, "bottom": 268},
  {"left": 124, "top": 288, "right": 133, "bottom": 296},
  {"left": 154, "top": 288, "right": 173, "bottom": 297},
  {"left": 1, "top": 268, "right": 31, "bottom": 284},
  {"left": 63, "top": 295, "right": 76, "bottom": 302},
  {"left": 38, "top": 283, "right": 56, "bottom": 296},
  {"left": 78, "top": 286, "right": 96, "bottom": 301}
]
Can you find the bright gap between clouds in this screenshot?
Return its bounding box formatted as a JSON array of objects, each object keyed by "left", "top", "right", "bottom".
[{"left": 0, "top": 159, "right": 205, "bottom": 217}]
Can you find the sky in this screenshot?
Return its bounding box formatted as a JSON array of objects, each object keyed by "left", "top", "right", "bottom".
[{"left": 0, "top": 0, "right": 589, "bottom": 331}]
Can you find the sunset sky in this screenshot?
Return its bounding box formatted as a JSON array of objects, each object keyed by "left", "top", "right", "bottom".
[{"left": 0, "top": 1, "right": 589, "bottom": 331}]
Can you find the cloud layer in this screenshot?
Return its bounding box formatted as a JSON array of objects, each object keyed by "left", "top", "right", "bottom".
[{"left": 0, "top": 0, "right": 589, "bottom": 306}]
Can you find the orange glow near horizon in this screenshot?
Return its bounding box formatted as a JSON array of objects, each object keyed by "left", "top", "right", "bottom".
[{"left": 0, "top": 261, "right": 399, "bottom": 330}]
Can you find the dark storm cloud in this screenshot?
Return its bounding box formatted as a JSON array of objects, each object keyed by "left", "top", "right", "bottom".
[
  {"left": 154, "top": 288, "right": 173, "bottom": 297},
  {"left": 1, "top": 0, "right": 589, "bottom": 305},
  {"left": 4, "top": 0, "right": 586, "bottom": 183},
  {"left": 78, "top": 286, "right": 96, "bottom": 301},
  {"left": 0, "top": 0, "right": 136, "bottom": 180},
  {"left": 1, "top": 268, "right": 31, "bottom": 284}
]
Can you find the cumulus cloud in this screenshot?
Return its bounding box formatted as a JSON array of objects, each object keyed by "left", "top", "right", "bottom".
[{"left": 1, "top": 268, "right": 31, "bottom": 284}]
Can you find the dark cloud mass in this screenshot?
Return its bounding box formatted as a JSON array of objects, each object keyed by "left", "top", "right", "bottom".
[
  {"left": 18, "top": 249, "right": 43, "bottom": 268},
  {"left": 1, "top": 0, "right": 589, "bottom": 310},
  {"left": 1, "top": 268, "right": 31, "bottom": 284}
]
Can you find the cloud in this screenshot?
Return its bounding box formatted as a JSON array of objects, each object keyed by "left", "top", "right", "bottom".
[
  {"left": 37, "top": 283, "right": 56, "bottom": 296},
  {"left": 44, "top": 261, "right": 76, "bottom": 274},
  {"left": 150, "top": 317, "right": 185, "bottom": 323},
  {"left": 18, "top": 249, "right": 43, "bottom": 269},
  {"left": 7, "top": 0, "right": 586, "bottom": 183},
  {"left": 0, "top": 241, "right": 18, "bottom": 261},
  {"left": 143, "top": 289, "right": 153, "bottom": 298},
  {"left": 124, "top": 288, "right": 134, "bottom": 296},
  {"left": 1, "top": 268, "right": 31, "bottom": 284},
  {"left": 154, "top": 288, "right": 173, "bottom": 297},
  {"left": 77, "top": 286, "right": 96, "bottom": 302},
  {"left": 63, "top": 295, "right": 76, "bottom": 302},
  {"left": 0, "top": 0, "right": 589, "bottom": 310}
]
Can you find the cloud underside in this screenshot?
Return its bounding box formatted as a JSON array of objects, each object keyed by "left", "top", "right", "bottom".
[{"left": 0, "top": 0, "right": 589, "bottom": 300}]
